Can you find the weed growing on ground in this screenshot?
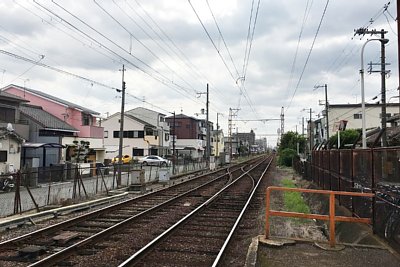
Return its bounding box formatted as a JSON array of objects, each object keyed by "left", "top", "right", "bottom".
[{"left": 281, "top": 178, "right": 310, "bottom": 223}]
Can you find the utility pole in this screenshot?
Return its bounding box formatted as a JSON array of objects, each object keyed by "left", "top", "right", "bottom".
[
  {"left": 355, "top": 28, "right": 389, "bottom": 147},
  {"left": 228, "top": 108, "right": 239, "bottom": 162},
  {"left": 396, "top": 0, "right": 400, "bottom": 116},
  {"left": 309, "top": 108, "right": 313, "bottom": 156},
  {"left": 197, "top": 84, "right": 210, "bottom": 166},
  {"left": 206, "top": 84, "right": 210, "bottom": 165},
  {"left": 117, "top": 65, "right": 126, "bottom": 186},
  {"left": 280, "top": 107, "right": 284, "bottom": 136},
  {"left": 172, "top": 111, "right": 176, "bottom": 175},
  {"left": 314, "top": 84, "right": 329, "bottom": 141},
  {"left": 216, "top": 112, "right": 222, "bottom": 160},
  {"left": 302, "top": 108, "right": 314, "bottom": 159},
  {"left": 380, "top": 29, "right": 388, "bottom": 147}
]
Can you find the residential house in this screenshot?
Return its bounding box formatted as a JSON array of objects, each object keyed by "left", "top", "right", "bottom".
[
  {"left": 0, "top": 127, "right": 24, "bottom": 174},
  {"left": 19, "top": 104, "right": 78, "bottom": 167},
  {"left": 2, "top": 84, "right": 105, "bottom": 163},
  {"left": 125, "top": 107, "right": 170, "bottom": 156},
  {"left": 0, "top": 91, "right": 29, "bottom": 173},
  {"left": 102, "top": 109, "right": 169, "bottom": 159},
  {"left": 165, "top": 114, "right": 212, "bottom": 159},
  {"left": 211, "top": 129, "right": 224, "bottom": 157}
]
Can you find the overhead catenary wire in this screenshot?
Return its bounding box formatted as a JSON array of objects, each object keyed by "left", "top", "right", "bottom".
[
  {"left": 284, "top": 0, "right": 313, "bottom": 101},
  {"left": 93, "top": 0, "right": 197, "bottom": 96},
  {"left": 187, "top": 0, "right": 259, "bottom": 118},
  {"left": 34, "top": 0, "right": 204, "bottom": 105},
  {"left": 127, "top": 0, "right": 228, "bottom": 108},
  {"left": 241, "top": 0, "right": 261, "bottom": 81},
  {"left": 286, "top": 0, "right": 330, "bottom": 111}
]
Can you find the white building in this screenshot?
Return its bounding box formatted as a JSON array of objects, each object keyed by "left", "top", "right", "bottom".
[
  {"left": 102, "top": 107, "right": 170, "bottom": 159},
  {"left": 327, "top": 103, "right": 400, "bottom": 136}
]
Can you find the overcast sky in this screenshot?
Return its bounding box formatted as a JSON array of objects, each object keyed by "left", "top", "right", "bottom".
[{"left": 0, "top": 0, "right": 398, "bottom": 146}]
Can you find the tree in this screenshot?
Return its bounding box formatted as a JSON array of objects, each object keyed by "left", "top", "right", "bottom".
[
  {"left": 278, "top": 131, "right": 306, "bottom": 167},
  {"left": 328, "top": 129, "right": 360, "bottom": 148},
  {"left": 279, "top": 131, "right": 306, "bottom": 153},
  {"left": 72, "top": 140, "right": 91, "bottom": 163}
]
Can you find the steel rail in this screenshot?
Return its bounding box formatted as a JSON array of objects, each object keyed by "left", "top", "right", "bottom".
[
  {"left": 0, "top": 165, "right": 235, "bottom": 248},
  {"left": 211, "top": 155, "right": 274, "bottom": 266},
  {"left": 27, "top": 164, "right": 248, "bottom": 266},
  {"left": 117, "top": 156, "right": 269, "bottom": 267}
]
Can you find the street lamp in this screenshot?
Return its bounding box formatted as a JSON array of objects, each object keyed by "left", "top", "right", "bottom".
[{"left": 360, "top": 38, "right": 389, "bottom": 149}]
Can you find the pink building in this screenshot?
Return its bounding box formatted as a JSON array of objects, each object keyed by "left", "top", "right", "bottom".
[
  {"left": 3, "top": 84, "right": 103, "bottom": 138},
  {"left": 3, "top": 84, "right": 105, "bottom": 163}
]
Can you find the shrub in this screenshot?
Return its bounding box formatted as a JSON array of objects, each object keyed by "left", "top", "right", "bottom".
[{"left": 278, "top": 148, "right": 297, "bottom": 167}]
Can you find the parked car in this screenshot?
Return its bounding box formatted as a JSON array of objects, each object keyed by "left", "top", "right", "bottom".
[
  {"left": 138, "top": 155, "right": 171, "bottom": 167},
  {"left": 111, "top": 154, "right": 132, "bottom": 164}
]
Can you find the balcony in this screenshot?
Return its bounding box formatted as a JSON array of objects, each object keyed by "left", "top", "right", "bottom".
[{"left": 79, "top": 125, "right": 104, "bottom": 138}]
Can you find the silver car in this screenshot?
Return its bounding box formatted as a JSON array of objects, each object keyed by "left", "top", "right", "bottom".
[{"left": 139, "top": 156, "right": 171, "bottom": 167}]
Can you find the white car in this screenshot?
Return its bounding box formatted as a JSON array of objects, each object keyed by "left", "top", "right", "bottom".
[{"left": 139, "top": 156, "right": 171, "bottom": 167}]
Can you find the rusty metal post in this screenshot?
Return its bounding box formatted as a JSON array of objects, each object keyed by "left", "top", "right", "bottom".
[
  {"left": 265, "top": 187, "right": 271, "bottom": 239},
  {"left": 329, "top": 191, "right": 336, "bottom": 247}
]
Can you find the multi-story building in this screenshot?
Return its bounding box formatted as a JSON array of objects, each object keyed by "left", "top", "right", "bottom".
[
  {"left": 327, "top": 103, "right": 400, "bottom": 136},
  {"left": 125, "top": 107, "right": 170, "bottom": 156},
  {"left": 102, "top": 107, "right": 170, "bottom": 159},
  {"left": 211, "top": 129, "right": 224, "bottom": 157},
  {"left": 0, "top": 91, "right": 28, "bottom": 173},
  {"left": 20, "top": 104, "right": 78, "bottom": 167},
  {"left": 165, "top": 114, "right": 213, "bottom": 159},
  {"left": 3, "top": 84, "right": 105, "bottom": 163}
]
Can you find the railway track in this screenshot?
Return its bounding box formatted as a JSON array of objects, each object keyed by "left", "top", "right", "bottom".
[
  {"left": 0, "top": 157, "right": 264, "bottom": 267},
  {"left": 120, "top": 155, "right": 273, "bottom": 266}
]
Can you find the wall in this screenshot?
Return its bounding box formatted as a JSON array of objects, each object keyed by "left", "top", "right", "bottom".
[{"left": 102, "top": 115, "right": 149, "bottom": 159}]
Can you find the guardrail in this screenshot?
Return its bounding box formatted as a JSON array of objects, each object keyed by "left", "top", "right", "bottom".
[{"left": 265, "top": 186, "right": 375, "bottom": 247}]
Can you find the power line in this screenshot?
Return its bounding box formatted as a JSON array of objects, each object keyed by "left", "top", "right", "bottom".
[
  {"left": 35, "top": 0, "right": 201, "bottom": 104},
  {"left": 187, "top": 0, "right": 259, "bottom": 117},
  {"left": 287, "top": 0, "right": 330, "bottom": 111},
  {"left": 206, "top": 0, "right": 240, "bottom": 78},
  {"left": 284, "top": 0, "right": 313, "bottom": 101},
  {"left": 128, "top": 0, "right": 228, "bottom": 107},
  {"left": 93, "top": 0, "right": 197, "bottom": 96},
  {"left": 187, "top": 0, "right": 237, "bottom": 82},
  {"left": 0, "top": 49, "right": 119, "bottom": 91},
  {"left": 242, "top": 0, "right": 261, "bottom": 80}
]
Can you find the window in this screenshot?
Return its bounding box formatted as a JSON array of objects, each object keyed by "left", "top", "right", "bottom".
[
  {"left": 165, "top": 133, "right": 170, "bottom": 141},
  {"left": 159, "top": 116, "right": 165, "bottom": 122},
  {"left": 138, "top": 131, "right": 144, "bottom": 138},
  {"left": 114, "top": 130, "right": 145, "bottom": 138},
  {"left": 354, "top": 113, "right": 362, "bottom": 119},
  {"left": 104, "top": 131, "right": 108, "bottom": 138},
  {"left": 379, "top": 113, "right": 392, "bottom": 118},
  {"left": 82, "top": 113, "right": 91, "bottom": 126},
  {"left": 145, "top": 128, "right": 153, "bottom": 136},
  {"left": 0, "top": 151, "right": 7, "bottom": 162}
]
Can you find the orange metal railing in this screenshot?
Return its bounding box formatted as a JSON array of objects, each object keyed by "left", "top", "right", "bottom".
[{"left": 265, "top": 186, "right": 375, "bottom": 247}]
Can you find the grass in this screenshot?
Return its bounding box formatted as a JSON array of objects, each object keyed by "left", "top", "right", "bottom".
[{"left": 281, "top": 178, "right": 310, "bottom": 220}]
